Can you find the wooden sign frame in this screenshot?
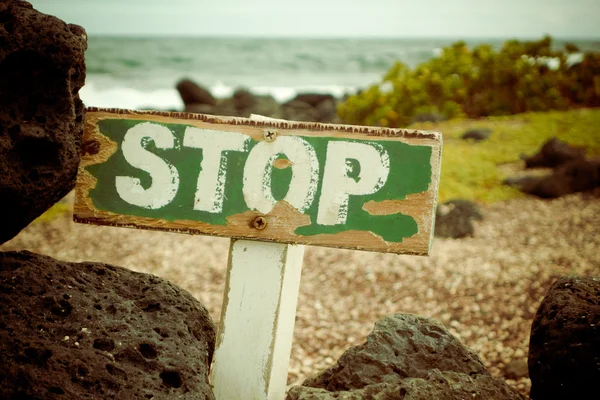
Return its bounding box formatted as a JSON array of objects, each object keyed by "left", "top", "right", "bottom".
[{"left": 74, "top": 108, "right": 442, "bottom": 256}]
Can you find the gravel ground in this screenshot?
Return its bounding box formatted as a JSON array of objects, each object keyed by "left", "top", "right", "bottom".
[{"left": 2, "top": 193, "right": 599, "bottom": 397}]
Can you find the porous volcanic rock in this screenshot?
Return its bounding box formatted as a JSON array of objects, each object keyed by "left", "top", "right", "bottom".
[
  {"left": 528, "top": 276, "right": 600, "bottom": 400},
  {"left": 435, "top": 199, "right": 483, "bottom": 239},
  {"left": 0, "top": 251, "right": 216, "bottom": 400},
  {"left": 523, "top": 137, "right": 586, "bottom": 169},
  {"left": 0, "top": 0, "right": 87, "bottom": 245},
  {"left": 286, "top": 314, "right": 525, "bottom": 400}
]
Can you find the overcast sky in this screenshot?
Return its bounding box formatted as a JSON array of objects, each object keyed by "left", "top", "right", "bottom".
[{"left": 30, "top": 0, "right": 600, "bottom": 38}]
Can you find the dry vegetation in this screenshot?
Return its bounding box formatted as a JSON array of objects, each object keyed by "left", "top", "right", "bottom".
[{"left": 3, "top": 192, "right": 599, "bottom": 397}]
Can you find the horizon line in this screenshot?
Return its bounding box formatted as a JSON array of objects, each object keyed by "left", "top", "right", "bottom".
[{"left": 84, "top": 33, "right": 600, "bottom": 41}]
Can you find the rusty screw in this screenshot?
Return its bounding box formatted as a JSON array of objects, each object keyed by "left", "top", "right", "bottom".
[
  {"left": 253, "top": 216, "right": 267, "bottom": 230},
  {"left": 264, "top": 130, "right": 277, "bottom": 142}
]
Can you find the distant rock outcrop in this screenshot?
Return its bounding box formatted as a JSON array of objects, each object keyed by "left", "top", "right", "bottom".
[
  {"left": 462, "top": 128, "right": 493, "bottom": 142},
  {"left": 291, "top": 93, "right": 336, "bottom": 107},
  {"left": 315, "top": 98, "right": 339, "bottom": 123},
  {"left": 505, "top": 137, "right": 599, "bottom": 198},
  {"left": 0, "top": 0, "right": 87, "bottom": 245},
  {"left": 230, "top": 89, "right": 281, "bottom": 119},
  {"left": 0, "top": 251, "right": 216, "bottom": 400},
  {"left": 523, "top": 137, "right": 586, "bottom": 168},
  {"left": 435, "top": 199, "right": 483, "bottom": 239},
  {"left": 177, "top": 79, "right": 341, "bottom": 123},
  {"left": 176, "top": 78, "right": 217, "bottom": 107},
  {"left": 529, "top": 276, "right": 600, "bottom": 400},
  {"left": 232, "top": 88, "right": 256, "bottom": 110},
  {"left": 506, "top": 159, "right": 600, "bottom": 198},
  {"left": 287, "top": 314, "right": 524, "bottom": 400},
  {"left": 281, "top": 100, "right": 320, "bottom": 122}
]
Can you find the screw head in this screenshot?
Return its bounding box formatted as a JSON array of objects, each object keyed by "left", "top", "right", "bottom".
[
  {"left": 264, "top": 130, "right": 277, "bottom": 142},
  {"left": 253, "top": 216, "right": 267, "bottom": 230}
]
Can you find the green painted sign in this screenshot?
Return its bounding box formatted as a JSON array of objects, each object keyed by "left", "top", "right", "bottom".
[{"left": 75, "top": 110, "right": 441, "bottom": 255}]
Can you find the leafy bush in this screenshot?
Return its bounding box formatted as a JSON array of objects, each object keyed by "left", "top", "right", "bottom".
[{"left": 338, "top": 36, "right": 600, "bottom": 127}]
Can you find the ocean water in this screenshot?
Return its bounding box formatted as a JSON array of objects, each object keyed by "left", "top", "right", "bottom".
[{"left": 82, "top": 37, "right": 600, "bottom": 111}]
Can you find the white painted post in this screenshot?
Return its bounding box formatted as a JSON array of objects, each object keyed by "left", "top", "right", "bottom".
[
  {"left": 211, "top": 239, "right": 305, "bottom": 400},
  {"left": 210, "top": 112, "right": 306, "bottom": 399}
]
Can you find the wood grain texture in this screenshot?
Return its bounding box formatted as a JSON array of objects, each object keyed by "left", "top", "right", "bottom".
[
  {"left": 211, "top": 240, "right": 304, "bottom": 400},
  {"left": 74, "top": 108, "right": 442, "bottom": 255}
]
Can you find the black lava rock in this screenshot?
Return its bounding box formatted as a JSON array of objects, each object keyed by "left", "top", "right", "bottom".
[
  {"left": 0, "top": 251, "right": 216, "bottom": 400},
  {"left": 0, "top": 0, "right": 87, "bottom": 244},
  {"left": 287, "top": 314, "right": 524, "bottom": 399},
  {"left": 529, "top": 276, "right": 600, "bottom": 400}
]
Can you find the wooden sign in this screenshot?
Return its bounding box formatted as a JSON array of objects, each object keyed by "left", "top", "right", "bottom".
[
  {"left": 74, "top": 108, "right": 442, "bottom": 255},
  {"left": 74, "top": 109, "right": 442, "bottom": 400}
]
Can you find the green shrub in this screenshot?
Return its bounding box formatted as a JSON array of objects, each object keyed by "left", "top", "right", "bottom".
[{"left": 338, "top": 36, "right": 600, "bottom": 128}]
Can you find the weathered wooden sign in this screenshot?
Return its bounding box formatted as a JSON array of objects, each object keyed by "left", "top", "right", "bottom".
[
  {"left": 74, "top": 108, "right": 441, "bottom": 255},
  {"left": 74, "top": 108, "right": 442, "bottom": 400}
]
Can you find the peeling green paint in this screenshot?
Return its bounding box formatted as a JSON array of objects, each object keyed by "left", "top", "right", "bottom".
[{"left": 87, "top": 119, "right": 432, "bottom": 243}]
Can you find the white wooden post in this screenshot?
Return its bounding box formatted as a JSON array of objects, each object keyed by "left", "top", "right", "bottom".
[{"left": 210, "top": 239, "right": 305, "bottom": 400}]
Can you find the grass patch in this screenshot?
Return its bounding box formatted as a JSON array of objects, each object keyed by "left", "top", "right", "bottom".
[
  {"left": 35, "top": 202, "right": 71, "bottom": 223},
  {"left": 411, "top": 108, "right": 600, "bottom": 203}
]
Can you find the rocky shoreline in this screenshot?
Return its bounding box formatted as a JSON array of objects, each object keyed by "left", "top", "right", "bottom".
[{"left": 175, "top": 78, "right": 343, "bottom": 123}]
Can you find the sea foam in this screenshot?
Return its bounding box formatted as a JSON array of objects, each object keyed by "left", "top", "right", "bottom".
[{"left": 81, "top": 80, "right": 357, "bottom": 111}]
